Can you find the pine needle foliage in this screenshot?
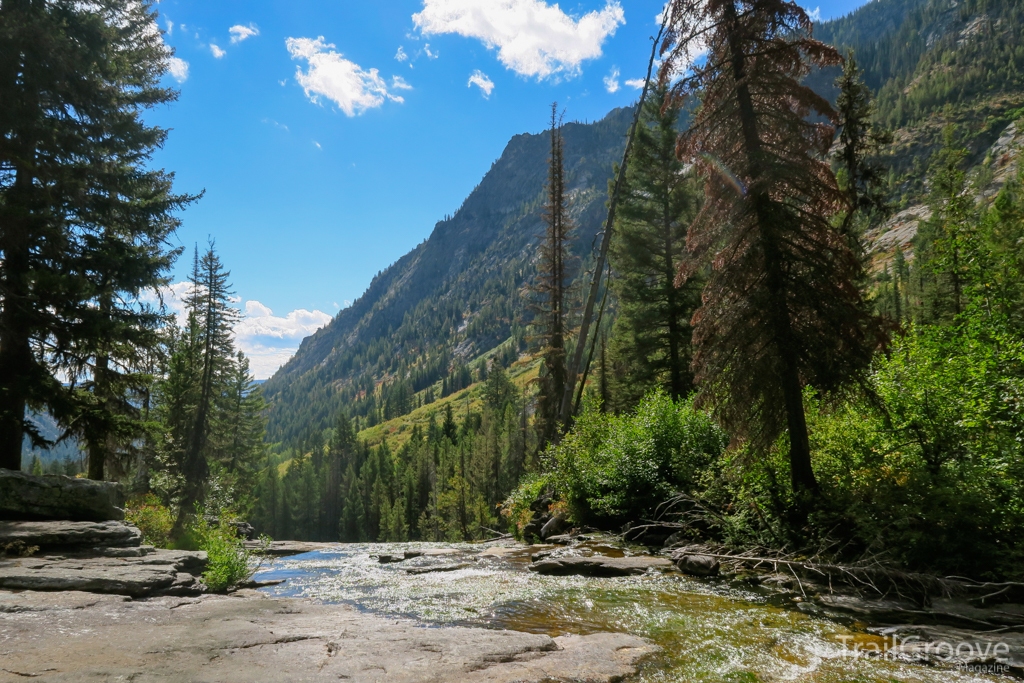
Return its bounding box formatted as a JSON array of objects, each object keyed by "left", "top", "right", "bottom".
[
  {"left": 532, "top": 104, "right": 574, "bottom": 449},
  {"left": 0, "top": 0, "right": 194, "bottom": 471},
  {"left": 661, "top": 0, "right": 883, "bottom": 499},
  {"left": 608, "top": 84, "right": 702, "bottom": 409}
]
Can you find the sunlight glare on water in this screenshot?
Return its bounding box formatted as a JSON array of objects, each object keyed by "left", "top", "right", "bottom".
[{"left": 254, "top": 542, "right": 1005, "bottom": 683}]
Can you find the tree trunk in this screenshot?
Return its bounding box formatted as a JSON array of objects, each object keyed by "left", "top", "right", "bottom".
[
  {"left": 0, "top": 166, "right": 35, "bottom": 472},
  {"left": 723, "top": 1, "right": 818, "bottom": 498}
]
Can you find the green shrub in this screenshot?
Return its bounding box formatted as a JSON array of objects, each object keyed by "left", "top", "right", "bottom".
[
  {"left": 124, "top": 494, "right": 174, "bottom": 548},
  {"left": 187, "top": 516, "right": 253, "bottom": 592},
  {"left": 806, "top": 321, "right": 1024, "bottom": 579},
  {"left": 501, "top": 473, "right": 550, "bottom": 538},
  {"left": 540, "top": 392, "right": 728, "bottom": 526}
]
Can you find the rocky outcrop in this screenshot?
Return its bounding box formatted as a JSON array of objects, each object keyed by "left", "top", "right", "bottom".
[
  {"left": 0, "top": 520, "right": 208, "bottom": 598},
  {"left": 0, "top": 468, "right": 124, "bottom": 521},
  {"left": 0, "top": 520, "right": 142, "bottom": 550},
  {"left": 0, "top": 548, "right": 207, "bottom": 597},
  {"left": 0, "top": 590, "right": 657, "bottom": 682},
  {"left": 529, "top": 555, "right": 673, "bottom": 577}
]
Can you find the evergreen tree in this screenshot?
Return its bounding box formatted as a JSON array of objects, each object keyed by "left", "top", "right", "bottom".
[
  {"left": 834, "top": 53, "right": 891, "bottom": 244},
  {"left": 532, "top": 104, "right": 573, "bottom": 448},
  {"left": 662, "top": 0, "right": 882, "bottom": 502},
  {"left": 608, "top": 84, "right": 702, "bottom": 408},
  {"left": 0, "top": 0, "right": 192, "bottom": 471},
  {"left": 917, "top": 125, "right": 977, "bottom": 321}
]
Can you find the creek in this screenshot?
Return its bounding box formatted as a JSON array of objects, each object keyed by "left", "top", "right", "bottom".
[{"left": 253, "top": 540, "right": 1007, "bottom": 682}]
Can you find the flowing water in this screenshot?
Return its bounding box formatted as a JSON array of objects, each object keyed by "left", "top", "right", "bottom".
[{"left": 254, "top": 541, "right": 1008, "bottom": 682}]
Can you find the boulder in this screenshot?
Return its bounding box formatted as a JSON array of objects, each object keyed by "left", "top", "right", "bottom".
[
  {"left": 540, "top": 515, "right": 570, "bottom": 540},
  {"left": 0, "top": 520, "right": 142, "bottom": 550},
  {"left": 529, "top": 555, "right": 673, "bottom": 577},
  {"left": 0, "top": 468, "right": 124, "bottom": 521},
  {"left": 377, "top": 554, "right": 405, "bottom": 564},
  {"left": 674, "top": 554, "right": 720, "bottom": 577}
]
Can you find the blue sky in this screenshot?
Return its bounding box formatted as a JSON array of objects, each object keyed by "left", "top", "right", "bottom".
[{"left": 150, "top": 0, "right": 870, "bottom": 377}]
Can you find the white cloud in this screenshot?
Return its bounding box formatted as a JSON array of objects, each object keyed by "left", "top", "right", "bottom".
[
  {"left": 603, "top": 66, "right": 620, "bottom": 93},
  {"left": 313, "top": 140, "right": 322, "bottom": 149},
  {"left": 262, "top": 118, "right": 289, "bottom": 132},
  {"left": 807, "top": 6, "right": 822, "bottom": 21},
  {"left": 210, "top": 43, "right": 226, "bottom": 59},
  {"left": 624, "top": 77, "right": 645, "bottom": 89},
  {"left": 395, "top": 46, "right": 408, "bottom": 62},
  {"left": 164, "top": 18, "right": 173, "bottom": 36},
  {"left": 467, "top": 70, "right": 494, "bottom": 98},
  {"left": 236, "top": 301, "right": 332, "bottom": 378},
  {"left": 423, "top": 43, "right": 438, "bottom": 59},
  {"left": 167, "top": 56, "right": 189, "bottom": 83},
  {"left": 391, "top": 75, "right": 413, "bottom": 90},
  {"left": 286, "top": 36, "right": 405, "bottom": 116},
  {"left": 412, "top": 0, "right": 625, "bottom": 79},
  {"left": 229, "top": 23, "right": 260, "bottom": 44},
  {"left": 151, "top": 283, "right": 332, "bottom": 379}
]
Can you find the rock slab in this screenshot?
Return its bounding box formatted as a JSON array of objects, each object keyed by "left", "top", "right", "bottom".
[
  {"left": 0, "top": 548, "right": 207, "bottom": 597},
  {"left": 0, "top": 590, "right": 657, "bottom": 682},
  {"left": 0, "top": 519, "right": 142, "bottom": 550},
  {"left": 529, "top": 555, "right": 673, "bottom": 577},
  {"left": 0, "top": 468, "right": 124, "bottom": 521}
]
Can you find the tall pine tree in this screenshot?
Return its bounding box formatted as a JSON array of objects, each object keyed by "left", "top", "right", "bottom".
[
  {"left": 0, "top": 0, "right": 192, "bottom": 471},
  {"left": 608, "top": 84, "right": 702, "bottom": 408},
  {"left": 662, "top": 0, "right": 881, "bottom": 503},
  {"left": 532, "top": 104, "right": 573, "bottom": 448}
]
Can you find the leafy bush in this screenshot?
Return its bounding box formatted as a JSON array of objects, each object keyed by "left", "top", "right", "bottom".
[
  {"left": 187, "top": 516, "right": 254, "bottom": 592},
  {"left": 806, "top": 320, "right": 1024, "bottom": 579},
  {"left": 500, "top": 473, "right": 550, "bottom": 537},
  {"left": 124, "top": 494, "right": 174, "bottom": 548},
  {"left": 529, "top": 392, "right": 728, "bottom": 526}
]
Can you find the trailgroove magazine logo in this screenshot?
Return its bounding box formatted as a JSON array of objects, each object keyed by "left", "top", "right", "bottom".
[{"left": 834, "top": 633, "right": 1012, "bottom": 675}]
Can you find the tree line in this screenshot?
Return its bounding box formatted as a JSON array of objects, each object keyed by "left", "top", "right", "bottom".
[{"left": 1, "top": 0, "right": 265, "bottom": 534}]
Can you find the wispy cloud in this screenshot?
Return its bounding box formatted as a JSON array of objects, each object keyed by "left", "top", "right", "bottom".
[
  {"left": 164, "top": 18, "right": 173, "bottom": 36},
  {"left": 286, "top": 36, "right": 406, "bottom": 116},
  {"left": 210, "top": 43, "right": 226, "bottom": 59},
  {"left": 412, "top": 0, "right": 625, "bottom": 79},
  {"left": 167, "top": 56, "right": 189, "bottom": 82},
  {"left": 395, "top": 46, "right": 408, "bottom": 62},
  {"left": 391, "top": 75, "right": 413, "bottom": 91},
  {"left": 603, "top": 66, "right": 620, "bottom": 93},
  {"left": 467, "top": 70, "right": 495, "bottom": 98},
  {"left": 154, "top": 284, "right": 332, "bottom": 379},
  {"left": 229, "top": 23, "right": 260, "bottom": 44},
  {"left": 624, "top": 77, "right": 645, "bottom": 89}
]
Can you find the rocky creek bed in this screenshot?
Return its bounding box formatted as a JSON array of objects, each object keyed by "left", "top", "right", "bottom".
[{"left": 2, "top": 471, "right": 1022, "bottom": 681}]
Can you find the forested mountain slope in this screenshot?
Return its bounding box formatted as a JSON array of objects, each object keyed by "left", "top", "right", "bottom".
[
  {"left": 816, "top": 0, "right": 1024, "bottom": 174},
  {"left": 264, "top": 0, "right": 1024, "bottom": 450},
  {"left": 262, "top": 107, "right": 634, "bottom": 445}
]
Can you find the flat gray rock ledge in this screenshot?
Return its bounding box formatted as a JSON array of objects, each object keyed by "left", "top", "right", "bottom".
[
  {"left": 0, "top": 468, "right": 124, "bottom": 521},
  {"left": 0, "top": 519, "right": 142, "bottom": 550},
  {"left": 529, "top": 554, "right": 674, "bottom": 577},
  {"left": 0, "top": 548, "right": 207, "bottom": 597},
  {"left": 0, "top": 590, "right": 657, "bottom": 682}
]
